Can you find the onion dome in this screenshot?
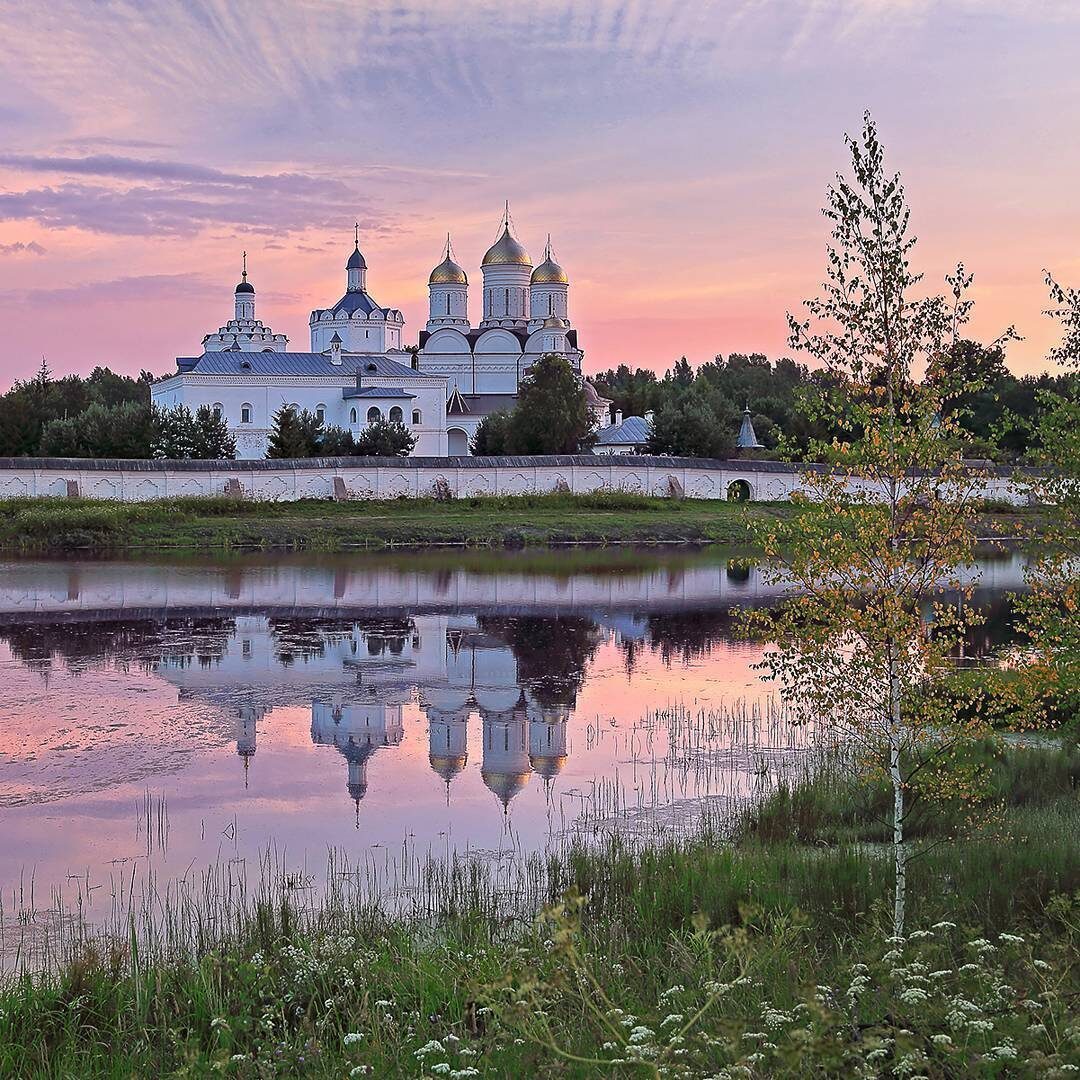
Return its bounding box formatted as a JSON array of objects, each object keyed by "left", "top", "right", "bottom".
[
  {"left": 429, "top": 753, "right": 468, "bottom": 782},
  {"left": 481, "top": 768, "right": 531, "bottom": 808},
  {"left": 482, "top": 224, "right": 531, "bottom": 267},
  {"left": 347, "top": 245, "right": 367, "bottom": 270},
  {"left": 583, "top": 380, "right": 601, "bottom": 405},
  {"left": 429, "top": 246, "right": 468, "bottom": 285},
  {"left": 530, "top": 753, "right": 568, "bottom": 781},
  {"left": 531, "top": 237, "right": 567, "bottom": 284}
]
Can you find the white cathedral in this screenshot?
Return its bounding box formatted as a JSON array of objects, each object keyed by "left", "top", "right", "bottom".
[{"left": 152, "top": 211, "right": 611, "bottom": 459}]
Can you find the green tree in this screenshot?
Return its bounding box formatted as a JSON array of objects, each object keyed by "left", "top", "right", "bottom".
[
  {"left": 503, "top": 354, "right": 595, "bottom": 454},
  {"left": 266, "top": 406, "right": 321, "bottom": 459},
  {"left": 646, "top": 387, "right": 738, "bottom": 458},
  {"left": 352, "top": 418, "right": 417, "bottom": 457},
  {"left": 317, "top": 425, "right": 357, "bottom": 456},
  {"left": 1015, "top": 275, "right": 1080, "bottom": 730},
  {"left": 39, "top": 401, "right": 153, "bottom": 458},
  {"left": 152, "top": 405, "right": 236, "bottom": 459},
  {"left": 471, "top": 411, "right": 513, "bottom": 455},
  {"left": 746, "top": 113, "right": 1016, "bottom": 937}
]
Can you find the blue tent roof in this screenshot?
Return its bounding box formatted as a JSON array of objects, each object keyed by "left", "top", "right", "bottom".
[
  {"left": 313, "top": 290, "right": 383, "bottom": 318},
  {"left": 177, "top": 352, "right": 422, "bottom": 379},
  {"left": 595, "top": 415, "right": 651, "bottom": 446}
]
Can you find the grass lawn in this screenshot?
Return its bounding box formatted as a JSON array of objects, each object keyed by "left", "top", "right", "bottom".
[{"left": 0, "top": 492, "right": 1043, "bottom": 553}]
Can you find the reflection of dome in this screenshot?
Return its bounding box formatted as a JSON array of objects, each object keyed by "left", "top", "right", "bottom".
[
  {"left": 531, "top": 256, "right": 567, "bottom": 284},
  {"left": 481, "top": 768, "right": 531, "bottom": 807},
  {"left": 347, "top": 779, "right": 367, "bottom": 801},
  {"left": 529, "top": 753, "right": 567, "bottom": 780},
  {"left": 429, "top": 255, "right": 468, "bottom": 285},
  {"left": 429, "top": 752, "right": 468, "bottom": 782},
  {"left": 482, "top": 226, "right": 531, "bottom": 267}
]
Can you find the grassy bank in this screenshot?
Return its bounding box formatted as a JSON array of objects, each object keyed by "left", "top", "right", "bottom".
[
  {"left": 2, "top": 741, "right": 1077, "bottom": 1077},
  {"left": 0, "top": 493, "right": 1043, "bottom": 553}
]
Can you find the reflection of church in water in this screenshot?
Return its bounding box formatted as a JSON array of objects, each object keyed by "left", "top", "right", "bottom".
[{"left": 155, "top": 612, "right": 589, "bottom": 817}]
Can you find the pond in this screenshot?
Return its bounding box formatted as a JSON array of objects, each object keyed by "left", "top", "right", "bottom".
[{"left": 0, "top": 548, "right": 1027, "bottom": 952}]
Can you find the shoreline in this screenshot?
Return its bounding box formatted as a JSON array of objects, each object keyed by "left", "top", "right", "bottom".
[{"left": 0, "top": 493, "right": 1043, "bottom": 554}]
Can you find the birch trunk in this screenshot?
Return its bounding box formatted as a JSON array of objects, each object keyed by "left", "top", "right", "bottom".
[{"left": 888, "top": 644, "right": 906, "bottom": 938}]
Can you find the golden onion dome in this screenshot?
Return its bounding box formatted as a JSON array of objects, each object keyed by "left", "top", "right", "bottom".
[
  {"left": 480, "top": 768, "right": 531, "bottom": 804},
  {"left": 429, "top": 752, "right": 468, "bottom": 782},
  {"left": 529, "top": 753, "right": 568, "bottom": 781},
  {"left": 531, "top": 257, "right": 568, "bottom": 285},
  {"left": 482, "top": 225, "right": 531, "bottom": 267},
  {"left": 429, "top": 256, "right": 467, "bottom": 286}
]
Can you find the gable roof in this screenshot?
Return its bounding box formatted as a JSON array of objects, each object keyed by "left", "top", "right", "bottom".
[
  {"left": 178, "top": 352, "right": 423, "bottom": 379},
  {"left": 595, "top": 415, "right": 651, "bottom": 446}
]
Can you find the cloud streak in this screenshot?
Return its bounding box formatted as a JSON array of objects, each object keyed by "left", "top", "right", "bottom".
[{"left": 0, "top": 240, "right": 45, "bottom": 255}]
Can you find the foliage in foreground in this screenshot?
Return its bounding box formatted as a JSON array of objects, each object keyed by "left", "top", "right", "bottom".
[{"left": 2, "top": 739, "right": 1078, "bottom": 1078}]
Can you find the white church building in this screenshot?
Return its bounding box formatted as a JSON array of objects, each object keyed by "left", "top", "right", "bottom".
[{"left": 152, "top": 211, "right": 607, "bottom": 459}]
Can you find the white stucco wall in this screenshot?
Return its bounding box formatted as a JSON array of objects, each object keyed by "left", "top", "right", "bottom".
[{"left": 0, "top": 457, "right": 1032, "bottom": 505}]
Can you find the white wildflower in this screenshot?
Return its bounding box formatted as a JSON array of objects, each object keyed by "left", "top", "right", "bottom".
[
  {"left": 628, "top": 1026, "right": 655, "bottom": 1044},
  {"left": 343, "top": 1033, "right": 364, "bottom": 1046},
  {"left": 430, "top": 1065, "right": 451, "bottom": 1076},
  {"left": 899, "top": 987, "right": 930, "bottom": 1005},
  {"left": 930, "top": 1034, "right": 952, "bottom": 1046},
  {"left": 998, "top": 933, "right": 1025, "bottom": 944},
  {"left": 415, "top": 1040, "right": 445, "bottom": 1059},
  {"left": 932, "top": 921, "right": 957, "bottom": 931},
  {"left": 660, "top": 1014, "right": 684, "bottom": 1028}
]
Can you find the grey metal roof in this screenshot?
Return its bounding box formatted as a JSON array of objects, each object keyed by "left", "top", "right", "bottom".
[
  {"left": 462, "top": 394, "right": 519, "bottom": 417},
  {"left": 346, "top": 246, "right": 367, "bottom": 270},
  {"left": 179, "top": 351, "right": 423, "bottom": 379},
  {"left": 342, "top": 386, "right": 416, "bottom": 400},
  {"left": 595, "top": 415, "right": 651, "bottom": 446},
  {"left": 313, "top": 290, "right": 383, "bottom": 318}
]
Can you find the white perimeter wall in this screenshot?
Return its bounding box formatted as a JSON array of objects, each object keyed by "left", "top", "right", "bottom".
[{"left": 0, "top": 457, "right": 1030, "bottom": 504}]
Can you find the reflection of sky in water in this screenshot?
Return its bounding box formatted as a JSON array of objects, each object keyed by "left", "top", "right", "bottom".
[{"left": 0, "top": 551, "right": 1027, "bottom": 924}]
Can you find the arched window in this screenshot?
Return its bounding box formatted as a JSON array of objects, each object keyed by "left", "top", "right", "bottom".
[
  {"left": 350, "top": 408, "right": 357, "bottom": 424},
  {"left": 240, "top": 404, "right": 252, "bottom": 424},
  {"left": 315, "top": 404, "right": 326, "bottom": 423},
  {"left": 212, "top": 402, "right": 223, "bottom": 419},
  {"left": 412, "top": 409, "right": 422, "bottom": 425},
  {"left": 389, "top": 406, "right": 403, "bottom": 423},
  {"left": 367, "top": 406, "right": 381, "bottom": 423}
]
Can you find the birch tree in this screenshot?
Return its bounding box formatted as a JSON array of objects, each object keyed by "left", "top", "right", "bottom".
[{"left": 749, "top": 113, "right": 1015, "bottom": 937}]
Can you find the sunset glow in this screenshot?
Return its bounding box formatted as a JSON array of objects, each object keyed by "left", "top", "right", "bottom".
[{"left": 1, "top": 1, "right": 1078, "bottom": 385}]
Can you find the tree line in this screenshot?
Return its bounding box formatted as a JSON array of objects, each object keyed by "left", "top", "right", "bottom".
[{"left": 591, "top": 344, "right": 1070, "bottom": 462}]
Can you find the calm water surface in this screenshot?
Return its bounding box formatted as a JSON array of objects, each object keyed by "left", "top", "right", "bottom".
[{"left": 0, "top": 548, "right": 1026, "bottom": 930}]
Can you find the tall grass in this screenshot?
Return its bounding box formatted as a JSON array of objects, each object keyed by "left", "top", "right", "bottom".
[{"left": 0, "top": 736, "right": 1076, "bottom": 1076}]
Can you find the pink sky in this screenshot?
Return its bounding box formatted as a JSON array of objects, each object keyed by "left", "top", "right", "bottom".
[{"left": 1, "top": 1, "right": 1078, "bottom": 387}]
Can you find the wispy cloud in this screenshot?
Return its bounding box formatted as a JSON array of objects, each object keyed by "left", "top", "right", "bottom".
[
  {"left": 0, "top": 240, "right": 46, "bottom": 255},
  {"left": 0, "top": 273, "right": 218, "bottom": 307}
]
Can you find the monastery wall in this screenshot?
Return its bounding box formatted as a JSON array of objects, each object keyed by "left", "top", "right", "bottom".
[{"left": 0, "top": 455, "right": 1031, "bottom": 504}]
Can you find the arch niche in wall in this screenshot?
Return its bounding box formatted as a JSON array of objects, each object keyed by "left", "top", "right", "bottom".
[
  {"left": 727, "top": 478, "right": 752, "bottom": 502},
  {"left": 447, "top": 428, "right": 469, "bottom": 456}
]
